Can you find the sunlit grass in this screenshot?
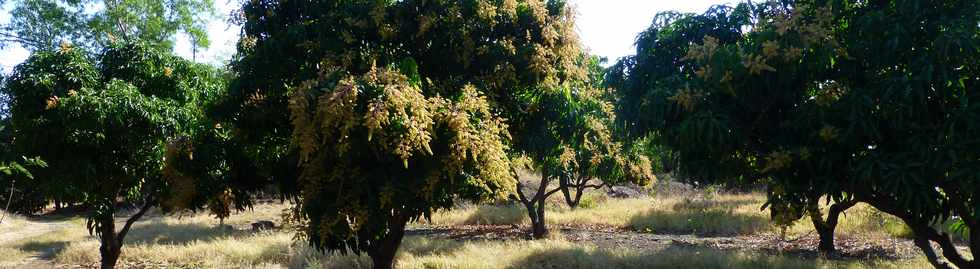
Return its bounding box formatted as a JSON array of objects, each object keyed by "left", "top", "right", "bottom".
[
  {"left": 0, "top": 194, "right": 940, "bottom": 268},
  {"left": 0, "top": 209, "right": 29, "bottom": 230},
  {"left": 300, "top": 237, "right": 932, "bottom": 269},
  {"left": 423, "top": 191, "right": 921, "bottom": 240}
]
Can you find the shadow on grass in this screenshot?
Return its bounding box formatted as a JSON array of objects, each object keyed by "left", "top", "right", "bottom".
[
  {"left": 399, "top": 236, "right": 468, "bottom": 256},
  {"left": 509, "top": 244, "right": 857, "bottom": 269},
  {"left": 628, "top": 199, "right": 770, "bottom": 236},
  {"left": 17, "top": 240, "right": 69, "bottom": 259},
  {"left": 123, "top": 220, "right": 256, "bottom": 245}
]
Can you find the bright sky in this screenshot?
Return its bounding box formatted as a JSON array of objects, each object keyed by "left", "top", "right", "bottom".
[{"left": 0, "top": 0, "right": 729, "bottom": 73}]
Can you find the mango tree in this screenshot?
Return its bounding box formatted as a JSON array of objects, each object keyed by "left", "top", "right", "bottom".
[
  {"left": 555, "top": 56, "right": 655, "bottom": 210},
  {"left": 513, "top": 53, "right": 655, "bottom": 239},
  {"left": 224, "top": 0, "right": 583, "bottom": 267},
  {"left": 607, "top": 3, "right": 858, "bottom": 255},
  {"left": 4, "top": 42, "right": 223, "bottom": 269},
  {"left": 614, "top": 1, "right": 980, "bottom": 266}
]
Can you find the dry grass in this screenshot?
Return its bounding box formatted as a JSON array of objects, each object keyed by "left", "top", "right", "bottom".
[
  {"left": 423, "top": 191, "right": 918, "bottom": 240},
  {"left": 424, "top": 194, "right": 773, "bottom": 236},
  {"left": 297, "top": 236, "right": 932, "bottom": 269},
  {"left": 0, "top": 209, "right": 29, "bottom": 230},
  {"left": 0, "top": 192, "right": 942, "bottom": 268}
]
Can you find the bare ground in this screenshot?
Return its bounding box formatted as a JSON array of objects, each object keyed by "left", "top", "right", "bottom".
[{"left": 408, "top": 224, "right": 925, "bottom": 261}]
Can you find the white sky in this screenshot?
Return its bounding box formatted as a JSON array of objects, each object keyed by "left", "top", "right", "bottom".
[{"left": 1, "top": 0, "right": 728, "bottom": 73}]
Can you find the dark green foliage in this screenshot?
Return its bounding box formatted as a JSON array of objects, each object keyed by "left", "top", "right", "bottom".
[
  {"left": 3, "top": 42, "right": 223, "bottom": 268},
  {"left": 606, "top": 4, "right": 754, "bottom": 185},
  {"left": 225, "top": 0, "right": 584, "bottom": 267},
  {"left": 615, "top": 0, "right": 980, "bottom": 267},
  {"left": 514, "top": 54, "right": 654, "bottom": 238},
  {"left": 0, "top": 156, "right": 46, "bottom": 219}
]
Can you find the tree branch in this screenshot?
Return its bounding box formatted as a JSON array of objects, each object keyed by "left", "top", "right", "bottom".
[
  {"left": 116, "top": 198, "right": 154, "bottom": 245},
  {"left": 913, "top": 237, "right": 955, "bottom": 269},
  {"left": 544, "top": 187, "right": 563, "bottom": 198},
  {"left": 581, "top": 183, "right": 608, "bottom": 190},
  {"left": 515, "top": 181, "right": 531, "bottom": 205}
]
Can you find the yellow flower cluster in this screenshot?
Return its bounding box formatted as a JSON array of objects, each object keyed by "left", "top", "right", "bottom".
[
  {"left": 44, "top": 96, "right": 60, "bottom": 110},
  {"left": 741, "top": 54, "right": 777, "bottom": 75},
  {"left": 289, "top": 64, "right": 517, "bottom": 209},
  {"left": 819, "top": 125, "right": 839, "bottom": 142},
  {"left": 683, "top": 36, "right": 720, "bottom": 62},
  {"left": 58, "top": 41, "right": 73, "bottom": 54},
  {"left": 815, "top": 80, "right": 847, "bottom": 106},
  {"left": 761, "top": 150, "right": 793, "bottom": 173},
  {"left": 668, "top": 87, "right": 705, "bottom": 111},
  {"left": 161, "top": 139, "right": 197, "bottom": 211}
]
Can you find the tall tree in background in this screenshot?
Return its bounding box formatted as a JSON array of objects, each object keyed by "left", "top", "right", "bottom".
[
  {"left": 555, "top": 56, "right": 654, "bottom": 210},
  {"left": 0, "top": 0, "right": 216, "bottom": 52},
  {"left": 514, "top": 54, "right": 655, "bottom": 239},
  {"left": 3, "top": 42, "right": 223, "bottom": 269}
]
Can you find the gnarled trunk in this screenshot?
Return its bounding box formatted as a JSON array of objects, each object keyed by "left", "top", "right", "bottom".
[
  {"left": 98, "top": 213, "right": 121, "bottom": 269},
  {"left": 561, "top": 187, "right": 584, "bottom": 209},
  {"left": 807, "top": 197, "right": 857, "bottom": 255},
  {"left": 96, "top": 200, "right": 154, "bottom": 269},
  {"left": 559, "top": 175, "right": 585, "bottom": 209},
  {"left": 558, "top": 174, "right": 604, "bottom": 210},
  {"left": 367, "top": 215, "right": 408, "bottom": 269},
  {"left": 857, "top": 193, "right": 975, "bottom": 269},
  {"left": 516, "top": 169, "right": 554, "bottom": 239}
]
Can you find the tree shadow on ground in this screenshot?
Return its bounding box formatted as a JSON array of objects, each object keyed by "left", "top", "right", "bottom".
[
  {"left": 407, "top": 225, "right": 529, "bottom": 241},
  {"left": 508, "top": 243, "right": 871, "bottom": 269},
  {"left": 123, "top": 220, "right": 257, "bottom": 245},
  {"left": 17, "top": 240, "right": 69, "bottom": 259},
  {"left": 627, "top": 200, "right": 771, "bottom": 236}
]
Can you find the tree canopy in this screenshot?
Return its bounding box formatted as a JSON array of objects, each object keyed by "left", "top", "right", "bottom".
[
  {"left": 514, "top": 54, "right": 655, "bottom": 238},
  {"left": 0, "top": 0, "right": 216, "bottom": 52},
  {"left": 3, "top": 42, "right": 224, "bottom": 269},
  {"left": 613, "top": 0, "right": 980, "bottom": 267},
  {"left": 224, "top": 0, "right": 587, "bottom": 267}
]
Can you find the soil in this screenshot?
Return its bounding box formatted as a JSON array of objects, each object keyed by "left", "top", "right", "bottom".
[{"left": 408, "top": 224, "right": 926, "bottom": 261}]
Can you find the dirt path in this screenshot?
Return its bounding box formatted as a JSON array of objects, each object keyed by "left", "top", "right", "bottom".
[
  {"left": 0, "top": 221, "right": 73, "bottom": 245},
  {"left": 0, "top": 218, "right": 75, "bottom": 269}
]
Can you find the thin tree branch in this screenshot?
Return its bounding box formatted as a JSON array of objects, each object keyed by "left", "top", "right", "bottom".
[
  {"left": 116, "top": 198, "right": 154, "bottom": 245},
  {"left": 0, "top": 178, "right": 14, "bottom": 224},
  {"left": 544, "top": 187, "right": 563, "bottom": 198}
]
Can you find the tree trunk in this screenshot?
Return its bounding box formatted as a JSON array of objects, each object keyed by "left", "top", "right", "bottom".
[
  {"left": 96, "top": 199, "right": 154, "bottom": 269},
  {"left": 514, "top": 168, "right": 554, "bottom": 239},
  {"left": 808, "top": 198, "right": 856, "bottom": 255},
  {"left": 560, "top": 174, "right": 591, "bottom": 210},
  {"left": 812, "top": 216, "right": 836, "bottom": 255},
  {"left": 560, "top": 180, "right": 575, "bottom": 209},
  {"left": 521, "top": 170, "right": 551, "bottom": 239},
  {"left": 857, "top": 193, "right": 974, "bottom": 269},
  {"left": 368, "top": 215, "right": 408, "bottom": 269},
  {"left": 530, "top": 200, "right": 548, "bottom": 238},
  {"left": 913, "top": 236, "right": 955, "bottom": 269},
  {"left": 98, "top": 214, "right": 121, "bottom": 269},
  {"left": 560, "top": 184, "right": 584, "bottom": 210}
]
